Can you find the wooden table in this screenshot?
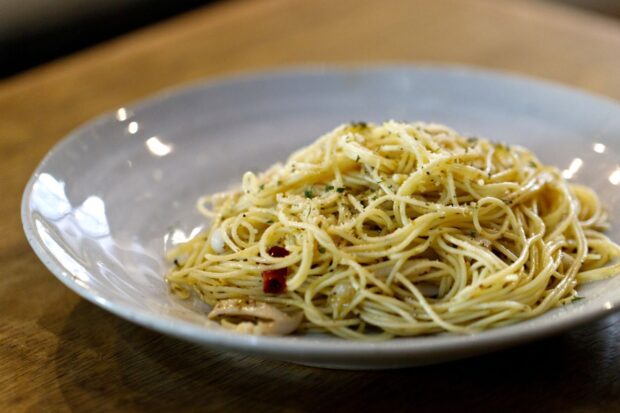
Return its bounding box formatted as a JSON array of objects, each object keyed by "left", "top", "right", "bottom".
[{"left": 2, "top": 0, "right": 619, "bottom": 411}]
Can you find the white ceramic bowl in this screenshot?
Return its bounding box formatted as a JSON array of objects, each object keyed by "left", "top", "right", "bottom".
[{"left": 22, "top": 66, "right": 620, "bottom": 369}]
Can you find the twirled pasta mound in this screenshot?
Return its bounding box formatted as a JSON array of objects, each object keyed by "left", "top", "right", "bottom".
[{"left": 166, "top": 121, "right": 620, "bottom": 339}]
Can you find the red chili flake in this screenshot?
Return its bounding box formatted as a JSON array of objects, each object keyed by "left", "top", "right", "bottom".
[
  {"left": 267, "top": 246, "right": 289, "bottom": 258},
  {"left": 262, "top": 268, "right": 288, "bottom": 294}
]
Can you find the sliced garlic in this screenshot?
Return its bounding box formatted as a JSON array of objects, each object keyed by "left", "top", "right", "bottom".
[{"left": 208, "top": 298, "right": 303, "bottom": 336}]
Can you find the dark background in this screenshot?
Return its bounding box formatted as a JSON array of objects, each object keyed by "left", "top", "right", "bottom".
[
  {"left": 1, "top": 0, "right": 618, "bottom": 80},
  {"left": 0, "top": 0, "right": 213, "bottom": 79}
]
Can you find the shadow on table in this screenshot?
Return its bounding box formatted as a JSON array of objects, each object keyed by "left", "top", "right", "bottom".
[{"left": 52, "top": 301, "right": 619, "bottom": 412}]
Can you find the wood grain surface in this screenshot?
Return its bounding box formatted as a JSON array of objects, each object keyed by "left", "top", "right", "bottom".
[{"left": 1, "top": 0, "right": 619, "bottom": 411}]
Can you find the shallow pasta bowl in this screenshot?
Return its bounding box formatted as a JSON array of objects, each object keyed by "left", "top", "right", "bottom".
[{"left": 22, "top": 66, "right": 620, "bottom": 369}]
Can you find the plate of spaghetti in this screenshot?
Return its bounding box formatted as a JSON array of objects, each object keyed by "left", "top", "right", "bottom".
[{"left": 22, "top": 66, "right": 620, "bottom": 368}]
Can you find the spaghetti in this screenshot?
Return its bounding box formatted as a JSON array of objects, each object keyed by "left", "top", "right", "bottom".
[{"left": 166, "top": 121, "right": 620, "bottom": 339}]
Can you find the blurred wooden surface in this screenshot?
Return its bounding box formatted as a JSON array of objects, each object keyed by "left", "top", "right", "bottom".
[{"left": 1, "top": 0, "right": 620, "bottom": 411}]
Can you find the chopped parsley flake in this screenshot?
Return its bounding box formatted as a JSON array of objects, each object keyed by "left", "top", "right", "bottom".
[
  {"left": 325, "top": 185, "right": 334, "bottom": 191},
  {"left": 318, "top": 246, "right": 326, "bottom": 253},
  {"left": 304, "top": 189, "right": 315, "bottom": 199},
  {"left": 336, "top": 187, "right": 346, "bottom": 193},
  {"left": 350, "top": 121, "right": 368, "bottom": 128}
]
